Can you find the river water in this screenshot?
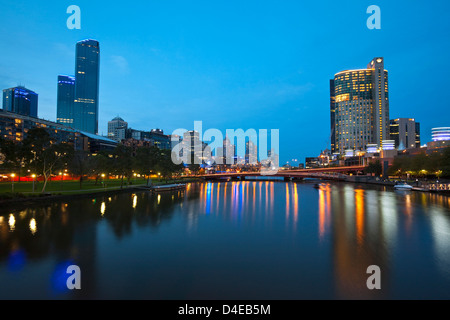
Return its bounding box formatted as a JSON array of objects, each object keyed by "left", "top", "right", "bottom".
[{"left": 1, "top": 181, "right": 449, "bottom": 299}]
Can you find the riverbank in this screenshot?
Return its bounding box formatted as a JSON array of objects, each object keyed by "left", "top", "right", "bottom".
[
  {"left": 0, "top": 178, "right": 199, "bottom": 207},
  {"left": 344, "top": 175, "right": 450, "bottom": 195}
]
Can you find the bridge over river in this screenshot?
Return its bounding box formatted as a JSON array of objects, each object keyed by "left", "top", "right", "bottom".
[{"left": 200, "top": 165, "right": 367, "bottom": 181}]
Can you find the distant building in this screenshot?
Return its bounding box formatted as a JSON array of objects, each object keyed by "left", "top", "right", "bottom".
[
  {"left": 0, "top": 109, "right": 117, "bottom": 153},
  {"left": 389, "top": 118, "right": 420, "bottom": 149},
  {"left": 305, "top": 157, "right": 320, "bottom": 169},
  {"left": 121, "top": 128, "right": 170, "bottom": 150},
  {"left": 77, "top": 131, "right": 117, "bottom": 154},
  {"left": 56, "top": 75, "right": 76, "bottom": 126},
  {"left": 331, "top": 57, "right": 390, "bottom": 154},
  {"left": 245, "top": 140, "right": 258, "bottom": 165},
  {"left": 107, "top": 116, "right": 128, "bottom": 142},
  {"left": 2, "top": 86, "right": 38, "bottom": 117},
  {"left": 427, "top": 127, "right": 450, "bottom": 152},
  {"left": 149, "top": 129, "right": 170, "bottom": 150}
]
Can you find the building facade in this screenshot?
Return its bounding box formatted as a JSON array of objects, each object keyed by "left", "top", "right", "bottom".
[
  {"left": 0, "top": 109, "right": 116, "bottom": 153},
  {"left": 56, "top": 75, "right": 76, "bottom": 126},
  {"left": 2, "top": 86, "right": 38, "bottom": 118},
  {"left": 331, "top": 57, "right": 390, "bottom": 154},
  {"left": 0, "top": 109, "right": 77, "bottom": 144},
  {"left": 389, "top": 118, "right": 420, "bottom": 150},
  {"left": 74, "top": 39, "right": 100, "bottom": 134},
  {"left": 57, "top": 40, "right": 100, "bottom": 134},
  {"left": 107, "top": 116, "right": 128, "bottom": 142},
  {"left": 427, "top": 127, "right": 450, "bottom": 152}
]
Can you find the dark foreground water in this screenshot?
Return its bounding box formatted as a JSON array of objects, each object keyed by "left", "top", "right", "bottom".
[{"left": 0, "top": 181, "right": 450, "bottom": 300}]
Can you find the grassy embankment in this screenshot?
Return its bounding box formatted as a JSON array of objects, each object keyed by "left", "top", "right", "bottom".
[{"left": 0, "top": 177, "right": 196, "bottom": 200}]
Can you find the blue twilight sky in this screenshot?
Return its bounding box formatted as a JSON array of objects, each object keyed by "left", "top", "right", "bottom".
[{"left": 1, "top": 0, "right": 449, "bottom": 164}]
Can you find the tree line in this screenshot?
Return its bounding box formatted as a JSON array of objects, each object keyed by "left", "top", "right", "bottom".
[
  {"left": 364, "top": 147, "right": 450, "bottom": 179},
  {"left": 387, "top": 148, "right": 450, "bottom": 179},
  {"left": 0, "top": 127, "right": 184, "bottom": 192}
]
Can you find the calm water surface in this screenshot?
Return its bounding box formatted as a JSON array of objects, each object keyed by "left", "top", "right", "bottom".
[{"left": 1, "top": 181, "right": 450, "bottom": 299}]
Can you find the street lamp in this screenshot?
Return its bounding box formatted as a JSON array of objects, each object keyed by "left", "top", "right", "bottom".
[
  {"left": 59, "top": 172, "right": 63, "bottom": 190},
  {"left": 32, "top": 174, "right": 36, "bottom": 193},
  {"left": 11, "top": 173, "right": 15, "bottom": 193},
  {"left": 101, "top": 174, "right": 106, "bottom": 189}
]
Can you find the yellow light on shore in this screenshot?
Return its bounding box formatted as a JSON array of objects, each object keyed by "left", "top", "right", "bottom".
[
  {"left": 11, "top": 173, "right": 15, "bottom": 178},
  {"left": 101, "top": 174, "right": 106, "bottom": 178},
  {"left": 31, "top": 174, "right": 36, "bottom": 178}
]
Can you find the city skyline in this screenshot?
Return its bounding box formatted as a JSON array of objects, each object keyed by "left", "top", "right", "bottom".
[{"left": 1, "top": 1, "right": 449, "bottom": 163}]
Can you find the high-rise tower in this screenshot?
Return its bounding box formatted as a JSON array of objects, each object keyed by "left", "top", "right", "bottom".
[
  {"left": 330, "top": 57, "right": 390, "bottom": 154},
  {"left": 74, "top": 39, "right": 100, "bottom": 134},
  {"left": 56, "top": 75, "right": 75, "bottom": 126},
  {"left": 57, "top": 39, "right": 100, "bottom": 134}
]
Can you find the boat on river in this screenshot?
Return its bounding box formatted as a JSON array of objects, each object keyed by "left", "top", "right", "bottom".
[
  {"left": 394, "top": 182, "right": 413, "bottom": 190},
  {"left": 150, "top": 183, "right": 186, "bottom": 193}
]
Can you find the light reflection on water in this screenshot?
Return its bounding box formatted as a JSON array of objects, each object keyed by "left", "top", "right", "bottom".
[{"left": 0, "top": 181, "right": 449, "bottom": 299}]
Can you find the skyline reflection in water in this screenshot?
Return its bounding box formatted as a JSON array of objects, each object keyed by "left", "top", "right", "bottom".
[{"left": 0, "top": 181, "right": 449, "bottom": 299}]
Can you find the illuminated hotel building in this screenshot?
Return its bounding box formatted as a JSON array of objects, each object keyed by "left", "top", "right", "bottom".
[{"left": 330, "top": 57, "right": 390, "bottom": 154}]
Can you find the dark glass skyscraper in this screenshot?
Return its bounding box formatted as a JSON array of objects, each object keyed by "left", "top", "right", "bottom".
[
  {"left": 56, "top": 75, "right": 75, "bottom": 126},
  {"left": 2, "top": 86, "right": 38, "bottom": 117},
  {"left": 74, "top": 39, "right": 100, "bottom": 134},
  {"left": 57, "top": 39, "right": 100, "bottom": 134}
]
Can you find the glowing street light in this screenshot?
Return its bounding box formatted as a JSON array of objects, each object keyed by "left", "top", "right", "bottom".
[
  {"left": 101, "top": 174, "right": 106, "bottom": 189},
  {"left": 11, "top": 173, "right": 15, "bottom": 193},
  {"left": 59, "top": 172, "right": 63, "bottom": 190},
  {"left": 32, "top": 174, "right": 36, "bottom": 193}
]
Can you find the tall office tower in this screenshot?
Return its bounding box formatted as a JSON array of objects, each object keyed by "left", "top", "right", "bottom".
[
  {"left": 389, "top": 118, "right": 421, "bottom": 150},
  {"left": 107, "top": 116, "right": 128, "bottom": 142},
  {"left": 2, "top": 86, "right": 38, "bottom": 117},
  {"left": 245, "top": 140, "right": 258, "bottom": 165},
  {"left": 56, "top": 75, "right": 76, "bottom": 126},
  {"left": 74, "top": 39, "right": 100, "bottom": 134},
  {"left": 223, "top": 135, "right": 236, "bottom": 165},
  {"left": 182, "top": 130, "right": 201, "bottom": 162},
  {"left": 331, "top": 57, "right": 390, "bottom": 154}
]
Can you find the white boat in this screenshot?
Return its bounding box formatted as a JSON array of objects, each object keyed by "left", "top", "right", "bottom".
[{"left": 394, "top": 182, "right": 413, "bottom": 190}]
